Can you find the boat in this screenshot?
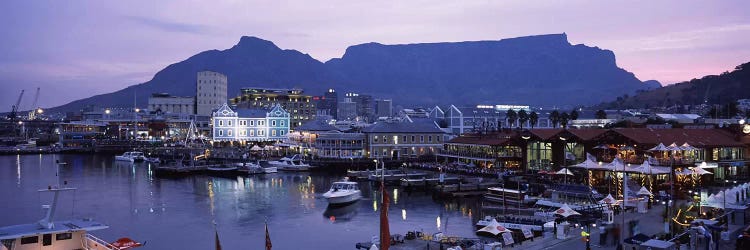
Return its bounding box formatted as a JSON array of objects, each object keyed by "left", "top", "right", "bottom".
[
  {"left": 114, "top": 151, "right": 147, "bottom": 162},
  {"left": 234, "top": 162, "right": 277, "bottom": 174},
  {"left": 322, "top": 181, "right": 362, "bottom": 206},
  {"left": 269, "top": 155, "right": 310, "bottom": 171},
  {"left": 207, "top": 165, "right": 238, "bottom": 172},
  {"left": 0, "top": 164, "right": 142, "bottom": 250}
]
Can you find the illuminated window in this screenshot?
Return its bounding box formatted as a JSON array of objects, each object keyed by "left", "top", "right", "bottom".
[
  {"left": 249, "top": 130, "right": 255, "bottom": 136},
  {"left": 228, "top": 130, "right": 232, "bottom": 136},
  {"left": 272, "top": 130, "right": 277, "bottom": 136}
]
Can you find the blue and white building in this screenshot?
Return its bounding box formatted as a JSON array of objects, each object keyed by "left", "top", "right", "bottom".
[{"left": 212, "top": 103, "right": 290, "bottom": 142}]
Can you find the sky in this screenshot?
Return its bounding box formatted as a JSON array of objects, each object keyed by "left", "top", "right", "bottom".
[{"left": 1, "top": 0, "right": 749, "bottom": 112}]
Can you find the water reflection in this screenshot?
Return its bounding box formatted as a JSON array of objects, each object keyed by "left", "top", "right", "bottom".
[{"left": 323, "top": 203, "right": 358, "bottom": 223}]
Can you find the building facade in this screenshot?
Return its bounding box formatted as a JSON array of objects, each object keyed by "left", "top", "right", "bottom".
[
  {"left": 196, "top": 71, "right": 228, "bottom": 116},
  {"left": 212, "top": 103, "right": 290, "bottom": 142},
  {"left": 337, "top": 98, "right": 357, "bottom": 121},
  {"left": 148, "top": 93, "right": 195, "bottom": 114},
  {"left": 375, "top": 99, "right": 393, "bottom": 118},
  {"left": 317, "top": 89, "right": 339, "bottom": 119},
  {"left": 231, "top": 87, "right": 315, "bottom": 128},
  {"left": 363, "top": 120, "right": 446, "bottom": 160}
]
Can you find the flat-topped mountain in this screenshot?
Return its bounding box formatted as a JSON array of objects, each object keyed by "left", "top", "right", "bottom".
[{"left": 48, "top": 34, "right": 657, "bottom": 113}]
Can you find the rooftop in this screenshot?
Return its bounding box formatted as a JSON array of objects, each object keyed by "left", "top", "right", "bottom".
[{"left": 0, "top": 219, "right": 108, "bottom": 240}]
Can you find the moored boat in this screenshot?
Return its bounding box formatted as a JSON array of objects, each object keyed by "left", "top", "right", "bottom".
[
  {"left": 114, "top": 151, "right": 147, "bottom": 162},
  {"left": 269, "top": 155, "right": 310, "bottom": 171}
]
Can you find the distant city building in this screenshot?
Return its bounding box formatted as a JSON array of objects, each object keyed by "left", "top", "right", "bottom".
[
  {"left": 337, "top": 97, "right": 357, "bottom": 121},
  {"left": 344, "top": 93, "right": 374, "bottom": 122},
  {"left": 375, "top": 99, "right": 393, "bottom": 118},
  {"left": 148, "top": 93, "right": 195, "bottom": 114},
  {"left": 316, "top": 89, "right": 339, "bottom": 119},
  {"left": 211, "top": 103, "right": 289, "bottom": 142},
  {"left": 196, "top": 71, "right": 228, "bottom": 116},
  {"left": 231, "top": 87, "right": 316, "bottom": 128}
]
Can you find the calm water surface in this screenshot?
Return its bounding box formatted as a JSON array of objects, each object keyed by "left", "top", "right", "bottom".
[{"left": 0, "top": 154, "right": 480, "bottom": 249}]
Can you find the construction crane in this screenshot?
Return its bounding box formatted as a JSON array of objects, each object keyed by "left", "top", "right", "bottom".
[
  {"left": 28, "top": 87, "right": 41, "bottom": 120},
  {"left": 7, "top": 90, "right": 24, "bottom": 121}
]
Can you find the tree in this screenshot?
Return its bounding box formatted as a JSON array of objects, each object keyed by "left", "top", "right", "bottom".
[
  {"left": 506, "top": 109, "right": 518, "bottom": 128},
  {"left": 570, "top": 110, "right": 579, "bottom": 120},
  {"left": 529, "top": 111, "right": 539, "bottom": 129},
  {"left": 595, "top": 110, "right": 607, "bottom": 119},
  {"left": 549, "top": 110, "right": 560, "bottom": 128},
  {"left": 517, "top": 110, "right": 529, "bottom": 129},
  {"left": 560, "top": 112, "right": 570, "bottom": 128}
]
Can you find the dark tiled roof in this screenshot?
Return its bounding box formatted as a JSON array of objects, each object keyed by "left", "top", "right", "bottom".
[
  {"left": 363, "top": 120, "right": 444, "bottom": 133},
  {"left": 566, "top": 129, "right": 608, "bottom": 140},
  {"left": 529, "top": 129, "right": 564, "bottom": 140},
  {"left": 447, "top": 132, "right": 514, "bottom": 146},
  {"left": 235, "top": 109, "right": 268, "bottom": 118},
  {"left": 295, "top": 119, "right": 339, "bottom": 132},
  {"left": 612, "top": 128, "right": 743, "bottom": 148}
]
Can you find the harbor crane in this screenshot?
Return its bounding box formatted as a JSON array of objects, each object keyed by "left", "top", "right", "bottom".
[
  {"left": 7, "top": 89, "right": 24, "bottom": 121},
  {"left": 28, "top": 87, "right": 41, "bottom": 120}
]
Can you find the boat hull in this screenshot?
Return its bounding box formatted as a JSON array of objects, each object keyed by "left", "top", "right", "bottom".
[{"left": 324, "top": 192, "right": 362, "bottom": 206}]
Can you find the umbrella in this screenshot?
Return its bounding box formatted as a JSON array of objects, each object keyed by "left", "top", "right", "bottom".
[
  {"left": 553, "top": 204, "right": 581, "bottom": 217},
  {"left": 637, "top": 186, "right": 653, "bottom": 196},
  {"left": 632, "top": 159, "right": 670, "bottom": 174},
  {"left": 665, "top": 143, "right": 681, "bottom": 151},
  {"left": 555, "top": 168, "right": 574, "bottom": 176},
  {"left": 599, "top": 194, "right": 618, "bottom": 204},
  {"left": 680, "top": 143, "right": 696, "bottom": 151},
  {"left": 619, "top": 145, "right": 636, "bottom": 151},
  {"left": 693, "top": 167, "right": 713, "bottom": 175},
  {"left": 696, "top": 162, "right": 718, "bottom": 169},
  {"left": 648, "top": 143, "right": 667, "bottom": 151},
  {"left": 570, "top": 158, "right": 600, "bottom": 170},
  {"left": 477, "top": 219, "right": 511, "bottom": 235},
  {"left": 250, "top": 145, "right": 262, "bottom": 151},
  {"left": 606, "top": 157, "right": 626, "bottom": 172}
]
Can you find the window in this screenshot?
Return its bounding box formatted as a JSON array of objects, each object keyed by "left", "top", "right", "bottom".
[
  {"left": 56, "top": 233, "right": 72, "bottom": 241},
  {"left": 250, "top": 120, "right": 255, "bottom": 126},
  {"left": 240, "top": 130, "right": 245, "bottom": 136},
  {"left": 374, "top": 136, "right": 378, "bottom": 143},
  {"left": 218, "top": 130, "right": 223, "bottom": 136},
  {"left": 272, "top": 130, "right": 277, "bottom": 136},
  {"left": 272, "top": 120, "right": 276, "bottom": 126},
  {"left": 21, "top": 236, "right": 38, "bottom": 244},
  {"left": 420, "top": 136, "right": 424, "bottom": 143},
  {"left": 384, "top": 136, "right": 388, "bottom": 143},
  {"left": 228, "top": 120, "right": 232, "bottom": 126},
  {"left": 428, "top": 136, "right": 432, "bottom": 143},
  {"left": 219, "top": 120, "right": 223, "bottom": 126},
  {"left": 249, "top": 130, "right": 255, "bottom": 136},
  {"left": 280, "top": 130, "right": 285, "bottom": 135},
  {"left": 43, "top": 234, "right": 51, "bottom": 246},
  {"left": 281, "top": 121, "right": 285, "bottom": 126},
  {"left": 259, "top": 130, "right": 265, "bottom": 136},
  {"left": 228, "top": 130, "right": 232, "bottom": 136},
  {"left": 259, "top": 121, "right": 265, "bottom": 126},
  {"left": 411, "top": 136, "right": 415, "bottom": 142}
]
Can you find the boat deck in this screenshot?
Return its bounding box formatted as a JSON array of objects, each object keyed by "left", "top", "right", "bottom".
[{"left": 0, "top": 219, "right": 108, "bottom": 240}]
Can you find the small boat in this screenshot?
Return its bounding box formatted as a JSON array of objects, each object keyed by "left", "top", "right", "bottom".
[
  {"left": 115, "top": 151, "right": 147, "bottom": 162},
  {"left": 235, "top": 162, "right": 277, "bottom": 174},
  {"left": 269, "top": 155, "right": 310, "bottom": 171},
  {"left": 323, "top": 181, "right": 362, "bottom": 206},
  {"left": 0, "top": 175, "right": 142, "bottom": 250},
  {"left": 207, "top": 165, "right": 238, "bottom": 172}
]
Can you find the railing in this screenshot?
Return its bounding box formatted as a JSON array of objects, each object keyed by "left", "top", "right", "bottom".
[{"left": 83, "top": 233, "right": 118, "bottom": 250}]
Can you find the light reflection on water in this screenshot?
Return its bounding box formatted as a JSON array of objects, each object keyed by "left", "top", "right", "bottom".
[{"left": 0, "top": 154, "right": 482, "bottom": 249}]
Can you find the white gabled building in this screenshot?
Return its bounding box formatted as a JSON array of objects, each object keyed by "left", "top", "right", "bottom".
[{"left": 212, "top": 103, "right": 290, "bottom": 142}]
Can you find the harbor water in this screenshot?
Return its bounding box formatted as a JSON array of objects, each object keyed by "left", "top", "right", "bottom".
[{"left": 0, "top": 154, "right": 480, "bottom": 249}]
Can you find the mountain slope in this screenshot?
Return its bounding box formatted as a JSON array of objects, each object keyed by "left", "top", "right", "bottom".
[
  {"left": 600, "top": 62, "right": 750, "bottom": 109},
  {"left": 49, "top": 34, "right": 655, "bottom": 113}
]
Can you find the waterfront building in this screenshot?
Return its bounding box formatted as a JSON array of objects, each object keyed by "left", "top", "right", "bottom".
[
  {"left": 337, "top": 97, "right": 357, "bottom": 121},
  {"left": 148, "top": 93, "right": 195, "bottom": 114},
  {"left": 288, "top": 118, "right": 340, "bottom": 156},
  {"left": 439, "top": 130, "right": 524, "bottom": 169},
  {"left": 211, "top": 103, "right": 290, "bottom": 142},
  {"left": 375, "top": 99, "right": 393, "bottom": 118},
  {"left": 57, "top": 121, "right": 107, "bottom": 147},
  {"left": 444, "top": 105, "right": 552, "bottom": 135},
  {"left": 230, "top": 87, "right": 315, "bottom": 128},
  {"left": 363, "top": 119, "right": 445, "bottom": 160},
  {"left": 196, "top": 71, "right": 228, "bottom": 116}
]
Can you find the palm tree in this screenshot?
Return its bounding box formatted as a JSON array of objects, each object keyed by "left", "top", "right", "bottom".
[
  {"left": 570, "top": 110, "right": 579, "bottom": 120},
  {"left": 518, "top": 110, "right": 529, "bottom": 129},
  {"left": 560, "top": 112, "right": 570, "bottom": 128},
  {"left": 549, "top": 110, "right": 560, "bottom": 128},
  {"left": 595, "top": 109, "right": 607, "bottom": 119},
  {"left": 529, "top": 111, "right": 539, "bottom": 129},
  {"left": 506, "top": 109, "right": 518, "bottom": 128}
]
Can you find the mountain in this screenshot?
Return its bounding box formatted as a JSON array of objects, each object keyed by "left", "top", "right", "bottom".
[
  {"left": 48, "top": 34, "right": 656, "bottom": 113},
  {"left": 600, "top": 62, "right": 750, "bottom": 109}
]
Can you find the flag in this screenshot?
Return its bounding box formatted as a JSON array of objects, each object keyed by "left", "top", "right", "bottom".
[
  {"left": 265, "top": 221, "right": 272, "bottom": 250},
  {"left": 380, "top": 180, "right": 391, "bottom": 250},
  {"left": 214, "top": 229, "right": 222, "bottom": 250}
]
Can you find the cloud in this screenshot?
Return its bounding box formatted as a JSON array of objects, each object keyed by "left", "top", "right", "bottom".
[{"left": 123, "top": 16, "right": 210, "bottom": 35}]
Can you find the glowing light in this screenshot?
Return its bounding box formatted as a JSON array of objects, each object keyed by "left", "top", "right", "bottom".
[
  {"left": 402, "top": 209, "right": 407, "bottom": 220},
  {"left": 436, "top": 216, "right": 441, "bottom": 230},
  {"left": 393, "top": 188, "right": 398, "bottom": 204},
  {"left": 373, "top": 199, "right": 378, "bottom": 211}
]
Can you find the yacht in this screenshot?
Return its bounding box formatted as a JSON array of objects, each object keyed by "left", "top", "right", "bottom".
[
  {"left": 114, "top": 152, "right": 147, "bottom": 163},
  {"left": 269, "top": 155, "right": 310, "bottom": 172},
  {"left": 0, "top": 187, "right": 142, "bottom": 250},
  {"left": 322, "top": 181, "right": 362, "bottom": 206},
  {"left": 234, "top": 162, "right": 277, "bottom": 174}
]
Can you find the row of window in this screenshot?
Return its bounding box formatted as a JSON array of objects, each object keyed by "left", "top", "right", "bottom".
[
  {"left": 20, "top": 233, "right": 72, "bottom": 245},
  {"left": 217, "top": 129, "right": 286, "bottom": 137},
  {"left": 217, "top": 120, "right": 284, "bottom": 127},
  {"left": 371, "top": 135, "right": 440, "bottom": 144}
]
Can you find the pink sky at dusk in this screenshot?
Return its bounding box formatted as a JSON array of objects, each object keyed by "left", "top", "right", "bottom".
[{"left": 1, "top": 0, "right": 749, "bottom": 111}]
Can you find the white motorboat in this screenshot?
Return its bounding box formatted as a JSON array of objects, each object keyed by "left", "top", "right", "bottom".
[
  {"left": 0, "top": 175, "right": 142, "bottom": 250},
  {"left": 234, "top": 162, "right": 277, "bottom": 174},
  {"left": 114, "top": 151, "right": 147, "bottom": 162},
  {"left": 269, "top": 155, "right": 310, "bottom": 171},
  {"left": 322, "top": 181, "right": 362, "bottom": 205}
]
